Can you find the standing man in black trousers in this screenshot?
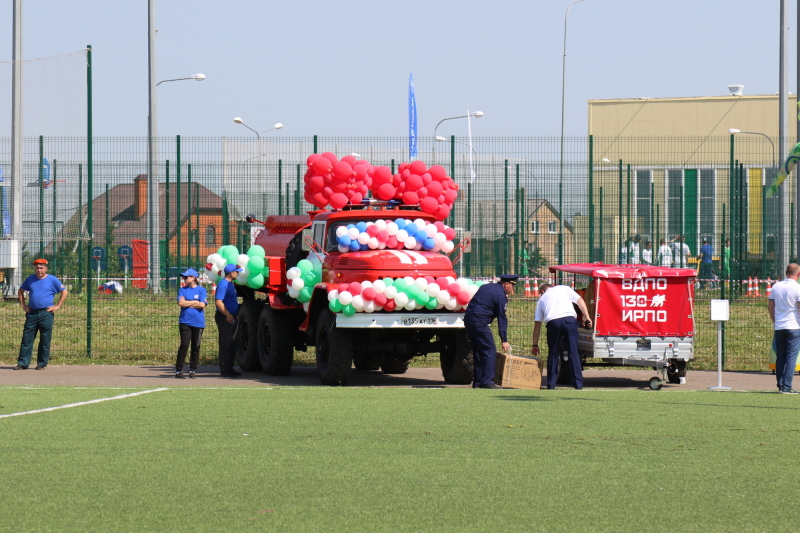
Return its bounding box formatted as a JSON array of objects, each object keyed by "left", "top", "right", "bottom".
[{"left": 215, "top": 264, "right": 242, "bottom": 377}]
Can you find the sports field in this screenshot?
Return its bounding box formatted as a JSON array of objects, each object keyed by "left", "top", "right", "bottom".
[{"left": 1, "top": 386, "right": 796, "bottom": 532}]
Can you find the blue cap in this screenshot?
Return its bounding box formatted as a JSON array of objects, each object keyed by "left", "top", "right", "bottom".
[
  {"left": 498, "top": 275, "right": 518, "bottom": 284},
  {"left": 224, "top": 264, "right": 243, "bottom": 274},
  {"left": 180, "top": 268, "right": 199, "bottom": 278}
]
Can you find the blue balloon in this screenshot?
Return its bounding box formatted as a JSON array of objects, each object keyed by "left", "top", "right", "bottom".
[
  {"left": 338, "top": 236, "right": 351, "bottom": 246},
  {"left": 415, "top": 229, "right": 427, "bottom": 242},
  {"left": 356, "top": 221, "right": 368, "bottom": 232},
  {"left": 349, "top": 240, "right": 360, "bottom": 252},
  {"left": 423, "top": 237, "right": 435, "bottom": 250},
  {"left": 395, "top": 218, "right": 407, "bottom": 230}
]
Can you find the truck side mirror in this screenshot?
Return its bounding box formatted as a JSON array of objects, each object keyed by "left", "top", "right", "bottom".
[{"left": 301, "top": 229, "right": 312, "bottom": 251}]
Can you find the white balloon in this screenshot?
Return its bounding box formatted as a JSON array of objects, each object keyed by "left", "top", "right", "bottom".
[
  {"left": 338, "top": 245, "right": 350, "bottom": 253},
  {"left": 394, "top": 292, "right": 409, "bottom": 307},
  {"left": 435, "top": 301, "right": 445, "bottom": 309},
  {"left": 237, "top": 273, "right": 249, "bottom": 286},
  {"left": 338, "top": 291, "right": 353, "bottom": 305},
  {"left": 396, "top": 229, "right": 409, "bottom": 242},
  {"left": 413, "top": 218, "right": 426, "bottom": 228},
  {"left": 237, "top": 254, "right": 250, "bottom": 267},
  {"left": 363, "top": 300, "right": 376, "bottom": 313},
  {"left": 288, "top": 287, "right": 300, "bottom": 299},
  {"left": 302, "top": 302, "right": 310, "bottom": 313},
  {"left": 207, "top": 253, "right": 222, "bottom": 265},
  {"left": 434, "top": 232, "right": 447, "bottom": 245},
  {"left": 446, "top": 276, "right": 456, "bottom": 285},
  {"left": 368, "top": 237, "right": 379, "bottom": 249},
  {"left": 384, "top": 286, "right": 398, "bottom": 299},
  {"left": 467, "top": 284, "right": 479, "bottom": 297},
  {"left": 413, "top": 242, "right": 423, "bottom": 251},
  {"left": 386, "top": 222, "right": 399, "bottom": 236},
  {"left": 425, "top": 224, "right": 438, "bottom": 237},
  {"left": 442, "top": 241, "right": 455, "bottom": 253},
  {"left": 358, "top": 232, "right": 370, "bottom": 245},
  {"left": 351, "top": 295, "right": 365, "bottom": 311},
  {"left": 426, "top": 284, "right": 441, "bottom": 297},
  {"left": 445, "top": 298, "right": 458, "bottom": 310},
  {"left": 374, "top": 219, "right": 387, "bottom": 231},
  {"left": 291, "top": 278, "right": 305, "bottom": 290},
  {"left": 361, "top": 280, "right": 373, "bottom": 289},
  {"left": 404, "top": 299, "right": 418, "bottom": 311},
  {"left": 327, "top": 290, "right": 339, "bottom": 302},
  {"left": 286, "top": 267, "right": 301, "bottom": 280},
  {"left": 415, "top": 277, "right": 428, "bottom": 290},
  {"left": 371, "top": 279, "right": 385, "bottom": 293},
  {"left": 436, "top": 291, "right": 451, "bottom": 305},
  {"left": 336, "top": 226, "right": 348, "bottom": 238},
  {"left": 457, "top": 278, "right": 469, "bottom": 290},
  {"left": 214, "top": 257, "right": 227, "bottom": 271},
  {"left": 347, "top": 227, "right": 360, "bottom": 240}
]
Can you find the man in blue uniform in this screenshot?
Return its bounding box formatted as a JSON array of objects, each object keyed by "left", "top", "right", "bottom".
[
  {"left": 464, "top": 274, "right": 517, "bottom": 389},
  {"left": 15, "top": 258, "right": 68, "bottom": 370},
  {"left": 215, "top": 264, "right": 243, "bottom": 377},
  {"left": 175, "top": 268, "right": 207, "bottom": 379}
]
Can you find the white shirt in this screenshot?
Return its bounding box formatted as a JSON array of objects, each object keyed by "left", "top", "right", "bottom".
[
  {"left": 629, "top": 242, "right": 640, "bottom": 264},
  {"left": 657, "top": 245, "right": 672, "bottom": 267},
  {"left": 671, "top": 242, "right": 690, "bottom": 267},
  {"left": 770, "top": 278, "right": 800, "bottom": 330},
  {"left": 641, "top": 247, "right": 653, "bottom": 264},
  {"left": 534, "top": 285, "right": 580, "bottom": 324}
]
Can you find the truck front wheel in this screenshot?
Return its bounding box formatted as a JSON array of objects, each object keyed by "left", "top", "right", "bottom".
[
  {"left": 439, "top": 330, "right": 474, "bottom": 384},
  {"left": 315, "top": 309, "right": 353, "bottom": 386},
  {"left": 236, "top": 300, "right": 263, "bottom": 372},
  {"left": 258, "top": 307, "right": 296, "bottom": 376}
]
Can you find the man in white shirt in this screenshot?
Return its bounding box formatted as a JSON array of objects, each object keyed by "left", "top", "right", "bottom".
[
  {"left": 768, "top": 263, "right": 800, "bottom": 394},
  {"left": 670, "top": 235, "right": 690, "bottom": 267},
  {"left": 657, "top": 239, "right": 672, "bottom": 267},
  {"left": 641, "top": 240, "right": 653, "bottom": 265},
  {"left": 530, "top": 284, "right": 592, "bottom": 390}
]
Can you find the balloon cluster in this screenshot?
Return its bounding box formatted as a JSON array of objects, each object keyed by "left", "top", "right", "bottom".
[
  {"left": 371, "top": 160, "right": 458, "bottom": 221},
  {"left": 325, "top": 276, "right": 482, "bottom": 316},
  {"left": 304, "top": 153, "right": 372, "bottom": 209},
  {"left": 334, "top": 218, "right": 457, "bottom": 253},
  {"left": 285, "top": 258, "right": 323, "bottom": 303},
  {"left": 204, "top": 244, "right": 270, "bottom": 290},
  {"left": 302, "top": 153, "right": 459, "bottom": 221}
]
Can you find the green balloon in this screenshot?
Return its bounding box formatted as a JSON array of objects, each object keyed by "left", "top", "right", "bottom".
[
  {"left": 329, "top": 299, "right": 343, "bottom": 312},
  {"left": 425, "top": 299, "right": 438, "bottom": 310},
  {"left": 297, "top": 259, "right": 313, "bottom": 273},
  {"left": 342, "top": 303, "right": 356, "bottom": 316},
  {"left": 394, "top": 278, "right": 407, "bottom": 291},
  {"left": 261, "top": 266, "right": 271, "bottom": 279},
  {"left": 416, "top": 293, "right": 429, "bottom": 306},
  {"left": 248, "top": 256, "right": 266, "bottom": 272},
  {"left": 247, "top": 273, "right": 265, "bottom": 289},
  {"left": 247, "top": 245, "right": 266, "bottom": 258},
  {"left": 223, "top": 247, "right": 239, "bottom": 265},
  {"left": 382, "top": 277, "right": 395, "bottom": 286},
  {"left": 299, "top": 287, "right": 312, "bottom": 302}
]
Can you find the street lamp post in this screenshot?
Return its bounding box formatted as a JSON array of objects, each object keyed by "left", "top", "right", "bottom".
[
  {"left": 559, "top": 0, "right": 585, "bottom": 274},
  {"left": 727, "top": 129, "right": 776, "bottom": 167},
  {"left": 432, "top": 111, "right": 483, "bottom": 164}
]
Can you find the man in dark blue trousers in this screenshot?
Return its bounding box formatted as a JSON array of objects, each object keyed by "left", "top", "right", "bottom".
[{"left": 464, "top": 275, "right": 517, "bottom": 389}]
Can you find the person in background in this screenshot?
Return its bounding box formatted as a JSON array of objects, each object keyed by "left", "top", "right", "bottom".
[
  {"left": 698, "top": 238, "right": 713, "bottom": 289},
  {"left": 215, "top": 264, "right": 243, "bottom": 378},
  {"left": 768, "top": 263, "right": 800, "bottom": 394},
  {"left": 464, "top": 274, "right": 517, "bottom": 389},
  {"left": 721, "top": 238, "right": 731, "bottom": 279},
  {"left": 619, "top": 237, "right": 631, "bottom": 264},
  {"left": 15, "top": 258, "right": 68, "bottom": 370},
  {"left": 657, "top": 239, "right": 672, "bottom": 267},
  {"left": 175, "top": 268, "right": 207, "bottom": 379},
  {"left": 670, "top": 235, "right": 690, "bottom": 268},
  {"left": 629, "top": 234, "right": 641, "bottom": 264},
  {"left": 641, "top": 240, "right": 653, "bottom": 265},
  {"left": 531, "top": 283, "right": 592, "bottom": 390}
]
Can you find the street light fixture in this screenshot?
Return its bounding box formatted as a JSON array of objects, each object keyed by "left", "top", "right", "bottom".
[
  {"left": 727, "top": 128, "right": 776, "bottom": 167},
  {"left": 432, "top": 111, "right": 484, "bottom": 163},
  {"left": 234, "top": 117, "right": 283, "bottom": 140},
  {"left": 157, "top": 73, "right": 206, "bottom": 86}
]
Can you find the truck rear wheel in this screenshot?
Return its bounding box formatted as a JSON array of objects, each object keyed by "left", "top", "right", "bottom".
[
  {"left": 380, "top": 356, "right": 409, "bottom": 374},
  {"left": 667, "top": 359, "right": 688, "bottom": 384},
  {"left": 439, "top": 330, "right": 474, "bottom": 384},
  {"left": 315, "top": 309, "right": 353, "bottom": 386},
  {"left": 236, "top": 299, "right": 263, "bottom": 372},
  {"left": 258, "top": 307, "right": 296, "bottom": 376}
]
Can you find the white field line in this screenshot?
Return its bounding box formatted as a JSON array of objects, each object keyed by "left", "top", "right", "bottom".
[{"left": 0, "top": 387, "right": 169, "bottom": 419}]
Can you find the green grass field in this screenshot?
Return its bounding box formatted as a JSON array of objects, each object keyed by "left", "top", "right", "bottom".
[{"left": 1, "top": 386, "right": 797, "bottom": 531}]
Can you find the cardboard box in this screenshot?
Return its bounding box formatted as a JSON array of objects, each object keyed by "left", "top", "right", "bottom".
[{"left": 495, "top": 352, "right": 543, "bottom": 390}]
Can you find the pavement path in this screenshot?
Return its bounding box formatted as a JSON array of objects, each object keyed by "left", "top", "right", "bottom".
[{"left": 0, "top": 364, "right": 780, "bottom": 391}]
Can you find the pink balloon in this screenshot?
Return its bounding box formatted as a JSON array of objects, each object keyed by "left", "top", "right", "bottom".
[
  {"left": 420, "top": 197, "right": 438, "bottom": 214},
  {"left": 321, "top": 152, "right": 338, "bottom": 164},
  {"left": 428, "top": 165, "right": 448, "bottom": 181},
  {"left": 434, "top": 221, "right": 445, "bottom": 232},
  {"left": 448, "top": 283, "right": 461, "bottom": 296},
  {"left": 366, "top": 225, "right": 379, "bottom": 237},
  {"left": 312, "top": 157, "right": 332, "bottom": 175},
  {"left": 362, "top": 287, "right": 376, "bottom": 301},
  {"left": 374, "top": 293, "right": 388, "bottom": 307},
  {"left": 308, "top": 175, "right": 325, "bottom": 192},
  {"left": 436, "top": 277, "right": 449, "bottom": 290},
  {"left": 402, "top": 191, "right": 420, "bottom": 205},
  {"left": 376, "top": 230, "right": 389, "bottom": 242},
  {"left": 426, "top": 180, "right": 443, "bottom": 197},
  {"left": 383, "top": 299, "right": 397, "bottom": 312},
  {"left": 409, "top": 160, "right": 427, "bottom": 175},
  {"left": 329, "top": 192, "right": 348, "bottom": 209},
  {"left": 443, "top": 227, "right": 457, "bottom": 240},
  {"left": 406, "top": 174, "right": 424, "bottom": 191},
  {"left": 373, "top": 166, "right": 392, "bottom": 184},
  {"left": 386, "top": 236, "right": 398, "bottom": 249},
  {"left": 333, "top": 161, "right": 354, "bottom": 180},
  {"left": 339, "top": 283, "right": 350, "bottom": 292},
  {"left": 456, "top": 291, "right": 470, "bottom": 305},
  {"left": 340, "top": 155, "right": 358, "bottom": 166},
  {"left": 348, "top": 282, "right": 362, "bottom": 295},
  {"left": 375, "top": 183, "right": 396, "bottom": 200}
]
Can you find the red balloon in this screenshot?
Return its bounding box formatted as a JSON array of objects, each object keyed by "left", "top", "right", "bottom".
[
  {"left": 443, "top": 227, "right": 457, "bottom": 240},
  {"left": 456, "top": 291, "right": 470, "bottom": 305},
  {"left": 366, "top": 225, "right": 379, "bottom": 237},
  {"left": 383, "top": 299, "right": 397, "bottom": 312},
  {"left": 376, "top": 230, "right": 389, "bottom": 242},
  {"left": 331, "top": 180, "right": 348, "bottom": 193},
  {"left": 436, "top": 277, "right": 449, "bottom": 290},
  {"left": 375, "top": 183, "right": 396, "bottom": 200},
  {"left": 354, "top": 164, "right": 368, "bottom": 178},
  {"left": 425, "top": 276, "right": 435, "bottom": 284},
  {"left": 409, "top": 160, "right": 427, "bottom": 175},
  {"left": 349, "top": 191, "right": 364, "bottom": 204},
  {"left": 308, "top": 174, "right": 325, "bottom": 192},
  {"left": 428, "top": 165, "right": 448, "bottom": 181},
  {"left": 434, "top": 221, "right": 445, "bottom": 232},
  {"left": 323, "top": 186, "right": 334, "bottom": 197},
  {"left": 374, "top": 293, "right": 388, "bottom": 307},
  {"left": 436, "top": 205, "right": 451, "bottom": 220},
  {"left": 348, "top": 282, "right": 362, "bottom": 295},
  {"left": 306, "top": 154, "right": 321, "bottom": 167},
  {"left": 406, "top": 174, "right": 423, "bottom": 191},
  {"left": 421, "top": 173, "right": 432, "bottom": 185},
  {"left": 420, "top": 197, "right": 439, "bottom": 214},
  {"left": 398, "top": 162, "right": 411, "bottom": 173},
  {"left": 329, "top": 192, "right": 348, "bottom": 209},
  {"left": 447, "top": 283, "right": 461, "bottom": 296},
  {"left": 373, "top": 166, "right": 392, "bottom": 184},
  {"left": 312, "top": 157, "right": 333, "bottom": 175},
  {"left": 444, "top": 189, "right": 458, "bottom": 204},
  {"left": 311, "top": 192, "right": 328, "bottom": 208},
  {"left": 426, "top": 180, "right": 443, "bottom": 197},
  {"left": 333, "top": 161, "right": 354, "bottom": 180},
  {"left": 338, "top": 283, "right": 350, "bottom": 292},
  {"left": 362, "top": 287, "right": 376, "bottom": 301},
  {"left": 321, "top": 152, "right": 338, "bottom": 164},
  {"left": 402, "top": 191, "right": 420, "bottom": 205},
  {"left": 386, "top": 236, "right": 398, "bottom": 249},
  {"left": 340, "top": 155, "right": 358, "bottom": 166}
]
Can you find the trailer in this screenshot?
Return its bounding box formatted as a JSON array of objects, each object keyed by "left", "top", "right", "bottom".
[{"left": 550, "top": 263, "right": 697, "bottom": 390}]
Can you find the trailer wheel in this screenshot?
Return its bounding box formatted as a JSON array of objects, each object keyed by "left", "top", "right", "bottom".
[
  {"left": 439, "top": 330, "right": 474, "bottom": 384},
  {"left": 236, "top": 300, "right": 263, "bottom": 372},
  {"left": 666, "top": 360, "right": 688, "bottom": 384},
  {"left": 380, "top": 356, "right": 410, "bottom": 375},
  {"left": 315, "top": 309, "right": 353, "bottom": 386},
  {"left": 258, "top": 307, "right": 296, "bottom": 376},
  {"left": 649, "top": 377, "right": 663, "bottom": 390}
]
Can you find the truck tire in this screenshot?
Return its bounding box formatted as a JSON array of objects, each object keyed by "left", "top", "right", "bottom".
[
  {"left": 315, "top": 309, "right": 353, "bottom": 386},
  {"left": 439, "top": 330, "right": 474, "bottom": 384},
  {"left": 667, "top": 359, "right": 688, "bottom": 384},
  {"left": 236, "top": 299, "right": 263, "bottom": 372},
  {"left": 258, "top": 307, "right": 296, "bottom": 376},
  {"left": 380, "top": 356, "right": 409, "bottom": 375}
]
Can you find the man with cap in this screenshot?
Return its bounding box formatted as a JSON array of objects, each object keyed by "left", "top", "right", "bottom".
[
  {"left": 531, "top": 283, "right": 592, "bottom": 389},
  {"left": 15, "top": 258, "right": 68, "bottom": 370},
  {"left": 698, "top": 238, "right": 713, "bottom": 289},
  {"left": 464, "top": 274, "right": 517, "bottom": 388},
  {"left": 175, "top": 268, "right": 207, "bottom": 378},
  {"left": 215, "top": 264, "right": 243, "bottom": 377}
]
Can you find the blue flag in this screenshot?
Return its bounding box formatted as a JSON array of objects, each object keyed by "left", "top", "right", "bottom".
[{"left": 408, "top": 74, "right": 418, "bottom": 159}]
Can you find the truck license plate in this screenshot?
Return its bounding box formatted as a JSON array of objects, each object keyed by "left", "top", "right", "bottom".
[{"left": 401, "top": 317, "right": 437, "bottom": 326}]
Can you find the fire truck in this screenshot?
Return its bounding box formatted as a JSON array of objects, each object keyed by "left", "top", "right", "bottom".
[{"left": 234, "top": 202, "right": 473, "bottom": 386}]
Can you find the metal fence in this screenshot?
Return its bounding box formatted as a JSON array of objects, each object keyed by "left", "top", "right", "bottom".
[{"left": 0, "top": 135, "right": 787, "bottom": 370}]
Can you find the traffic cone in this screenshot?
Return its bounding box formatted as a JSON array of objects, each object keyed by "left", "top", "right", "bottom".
[
  {"left": 532, "top": 277, "right": 540, "bottom": 298},
  {"left": 752, "top": 277, "right": 761, "bottom": 297},
  {"left": 766, "top": 278, "right": 772, "bottom": 299},
  {"left": 745, "top": 277, "right": 754, "bottom": 297},
  {"left": 524, "top": 278, "right": 532, "bottom": 297},
  {"left": 211, "top": 282, "right": 217, "bottom": 297}
]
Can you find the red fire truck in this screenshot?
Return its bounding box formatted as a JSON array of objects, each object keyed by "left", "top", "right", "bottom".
[
  {"left": 550, "top": 263, "right": 697, "bottom": 390},
  {"left": 236, "top": 202, "right": 473, "bottom": 386}
]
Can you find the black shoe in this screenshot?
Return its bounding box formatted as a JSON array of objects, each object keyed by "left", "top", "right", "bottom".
[
  {"left": 35, "top": 365, "right": 46, "bottom": 370},
  {"left": 220, "top": 370, "right": 242, "bottom": 377},
  {"left": 13, "top": 364, "right": 26, "bottom": 370},
  {"left": 175, "top": 371, "right": 186, "bottom": 379},
  {"left": 478, "top": 383, "right": 504, "bottom": 389},
  {"left": 189, "top": 371, "right": 196, "bottom": 379}
]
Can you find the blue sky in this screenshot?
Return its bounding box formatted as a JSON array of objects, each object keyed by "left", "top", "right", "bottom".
[{"left": 1, "top": 0, "right": 794, "bottom": 138}]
